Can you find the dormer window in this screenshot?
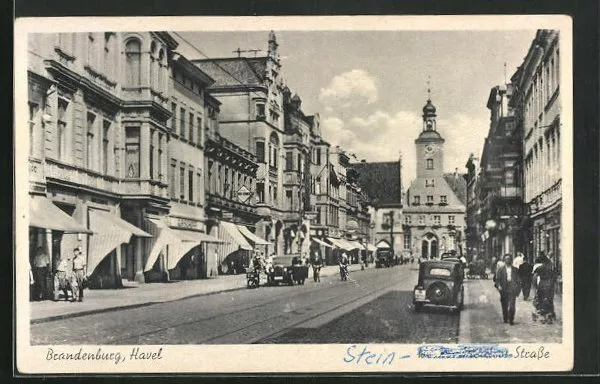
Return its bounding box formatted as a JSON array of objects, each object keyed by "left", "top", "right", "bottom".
[
  {"left": 426, "top": 195, "right": 434, "bottom": 205},
  {"left": 413, "top": 196, "right": 420, "bottom": 205},
  {"left": 440, "top": 195, "right": 447, "bottom": 205}
]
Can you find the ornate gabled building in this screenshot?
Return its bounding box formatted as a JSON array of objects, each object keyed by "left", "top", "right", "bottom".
[
  {"left": 192, "top": 31, "right": 286, "bottom": 255},
  {"left": 403, "top": 97, "right": 467, "bottom": 259},
  {"left": 475, "top": 84, "right": 527, "bottom": 263}
]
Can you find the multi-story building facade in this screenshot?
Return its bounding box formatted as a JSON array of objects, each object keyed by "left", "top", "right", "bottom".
[
  {"left": 27, "top": 32, "right": 182, "bottom": 291},
  {"left": 465, "top": 153, "right": 482, "bottom": 259},
  {"left": 193, "top": 31, "right": 286, "bottom": 254},
  {"left": 281, "top": 90, "right": 312, "bottom": 255},
  {"left": 203, "top": 91, "right": 265, "bottom": 276},
  {"left": 403, "top": 97, "right": 467, "bottom": 259},
  {"left": 510, "top": 30, "right": 561, "bottom": 279},
  {"left": 351, "top": 160, "right": 403, "bottom": 258},
  {"left": 475, "top": 84, "right": 527, "bottom": 262}
]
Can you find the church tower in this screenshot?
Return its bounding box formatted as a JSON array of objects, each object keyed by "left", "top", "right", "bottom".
[{"left": 415, "top": 94, "right": 445, "bottom": 178}]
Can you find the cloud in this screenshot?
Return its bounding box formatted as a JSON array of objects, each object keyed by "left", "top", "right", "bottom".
[
  {"left": 318, "top": 69, "right": 378, "bottom": 110},
  {"left": 321, "top": 110, "right": 489, "bottom": 188}
]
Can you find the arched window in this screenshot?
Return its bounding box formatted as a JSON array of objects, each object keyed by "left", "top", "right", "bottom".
[
  {"left": 158, "top": 49, "right": 166, "bottom": 93},
  {"left": 125, "top": 39, "right": 142, "bottom": 87},
  {"left": 149, "top": 41, "right": 157, "bottom": 90}
]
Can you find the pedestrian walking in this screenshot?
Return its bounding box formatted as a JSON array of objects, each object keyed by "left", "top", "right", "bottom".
[
  {"left": 532, "top": 252, "right": 557, "bottom": 324},
  {"left": 54, "top": 256, "right": 74, "bottom": 301},
  {"left": 32, "top": 246, "right": 50, "bottom": 301},
  {"left": 518, "top": 258, "right": 534, "bottom": 300},
  {"left": 71, "top": 247, "right": 86, "bottom": 302},
  {"left": 494, "top": 254, "right": 521, "bottom": 325},
  {"left": 513, "top": 252, "right": 524, "bottom": 269}
]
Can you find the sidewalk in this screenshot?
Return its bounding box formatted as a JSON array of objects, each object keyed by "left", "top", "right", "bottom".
[
  {"left": 29, "top": 263, "right": 365, "bottom": 323},
  {"left": 459, "top": 275, "right": 562, "bottom": 344}
]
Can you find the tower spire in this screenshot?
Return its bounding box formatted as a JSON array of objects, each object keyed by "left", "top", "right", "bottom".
[{"left": 427, "top": 75, "right": 432, "bottom": 101}]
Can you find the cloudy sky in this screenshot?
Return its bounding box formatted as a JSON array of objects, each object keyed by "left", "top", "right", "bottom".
[{"left": 175, "top": 30, "right": 535, "bottom": 186}]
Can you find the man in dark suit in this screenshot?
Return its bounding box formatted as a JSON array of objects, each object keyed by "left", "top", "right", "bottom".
[{"left": 494, "top": 254, "right": 521, "bottom": 325}]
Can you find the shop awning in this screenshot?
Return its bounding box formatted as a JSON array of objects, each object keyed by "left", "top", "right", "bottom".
[
  {"left": 220, "top": 221, "right": 253, "bottom": 251},
  {"left": 349, "top": 240, "right": 365, "bottom": 250},
  {"left": 92, "top": 210, "right": 152, "bottom": 237},
  {"left": 29, "top": 195, "right": 91, "bottom": 234},
  {"left": 366, "top": 244, "right": 378, "bottom": 252},
  {"left": 236, "top": 225, "right": 271, "bottom": 246},
  {"left": 326, "top": 237, "right": 346, "bottom": 249},
  {"left": 335, "top": 238, "right": 355, "bottom": 250},
  {"left": 144, "top": 220, "right": 225, "bottom": 272},
  {"left": 312, "top": 238, "right": 333, "bottom": 248},
  {"left": 88, "top": 210, "right": 151, "bottom": 276}
]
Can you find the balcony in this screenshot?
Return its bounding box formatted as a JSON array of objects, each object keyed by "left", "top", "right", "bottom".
[
  {"left": 45, "top": 158, "right": 121, "bottom": 195},
  {"left": 207, "top": 192, "right": 257, "bottom": 216}
]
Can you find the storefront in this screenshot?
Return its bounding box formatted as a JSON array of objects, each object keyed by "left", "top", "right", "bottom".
[
  {"left": 28, "top": 195, "right": 92, "bottom": 300},
  {"left": 143, "top": 216, "right": 224, "bottom": 282},
  {"left": 214, "top": 220, "right": 253, "bottom": 275}
]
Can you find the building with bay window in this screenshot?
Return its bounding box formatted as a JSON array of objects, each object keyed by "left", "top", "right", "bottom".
[
  {"left": 192, "top": 31, "right": 288, "bottom": 254},
  {"left": 27, "top": 31, "right": 178, "bottom": 293}
]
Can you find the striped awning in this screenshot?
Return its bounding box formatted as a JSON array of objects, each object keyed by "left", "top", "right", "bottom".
[
  {"left": 236, "top": 225, "right": 271, "bottom": 246},
  {"left": 312, "top": 238, "right": 333, "bottom": 248},
  {"left": 88, "top": 210, "right": 151, "bottom": 276},
  {"left": 338, "top": 238, "right": 358, "bottom": 250},
  {"left": 144, "top": 220, "right": 224, "bottom": 272},
  {"left": 29, "top": 195, "right": 91, "bottom": 234},
  {"left": 220, "top": 221, "right": 253, "bottom": 251},
  {"left": 366, "top": 244, "right": 378, "bottom": 252}
]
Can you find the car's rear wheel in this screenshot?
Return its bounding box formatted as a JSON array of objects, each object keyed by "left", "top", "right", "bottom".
[{"left": 426, "top": 282, "right": 452, "bottom": 305}]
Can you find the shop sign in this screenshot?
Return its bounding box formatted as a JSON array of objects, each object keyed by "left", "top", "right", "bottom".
[
  {"left": 237, "top": 186, "right": 252, "bottom": 204},
  {"left": 222, "top": 211, "right": 234, "bottom": 220},
  {"left": 169, "top": 216, "right": 200, "bottom": 230}
]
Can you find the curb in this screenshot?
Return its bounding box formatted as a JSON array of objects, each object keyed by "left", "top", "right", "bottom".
[
  {"left": 31, "top": 265, "right": 376, "bottom": 324},
  {"left": 458, "top": 281, "right": 472, "bottom": 343},
  {"left": 30, "top": 286, "right": 246, "bottom": 324}
]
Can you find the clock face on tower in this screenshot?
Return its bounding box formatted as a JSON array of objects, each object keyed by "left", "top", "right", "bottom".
[{"left": 424, "top": 145, "right": 435, "bottom": 155}]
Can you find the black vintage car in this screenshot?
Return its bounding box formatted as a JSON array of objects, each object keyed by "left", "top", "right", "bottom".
[
  {"left": 413, "top": 259, "right": 465, "bottom": 313},
  {"left": 375, "top": 248, "right": 395, "bottom": 268},
  {"left": 266, "top": 254, "right": 309, "bottom": 286}
]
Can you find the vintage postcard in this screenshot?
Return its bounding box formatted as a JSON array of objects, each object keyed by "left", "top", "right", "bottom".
[{"left": 14, "top": 15, "right": 573, "bottom": 374}]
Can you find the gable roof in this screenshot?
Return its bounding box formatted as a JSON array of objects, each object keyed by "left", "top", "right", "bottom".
[
  {"left": 192, "top": 57, "right": 268, "bottom": 88},
  {"left": 443, "top": 173, "right": 467, "bottom": 205},
  {"left": 351, "top": 161, "right": 401, "bottom": 206}
]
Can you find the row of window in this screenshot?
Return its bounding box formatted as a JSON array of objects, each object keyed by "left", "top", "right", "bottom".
[
  {"left": 311, "top": 147, "right": 323, "bottom": 166},
  {"left": 524, "top": 126, "right": 561, "bottom": 201},
  {"left": 404, "top": 215, "right": 456, "bottom": 226},
  {"left": 525, "top": 45, "right": 559, "bottom": 129},
  {"left": 169, "top": 159, "right": 202, "bottom": 204},
  {"left": 412, "top": 195, "right": 447, "bottom": 205},
  {"left": 285, "top": 151, "right": 305, "bottom": 172},
  {"left": 255, "top": 133, "right": 280, "bottom": 167},
  {"left": 206, "top": 160, "right": 254, "bottom": 202},
  {"left": 169, "top": 101, "right": 203, "bottom": 146}
]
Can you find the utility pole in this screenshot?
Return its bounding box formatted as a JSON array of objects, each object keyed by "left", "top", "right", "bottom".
[{"left": 388, "top": 211, "right": 395, "bottom": 261}]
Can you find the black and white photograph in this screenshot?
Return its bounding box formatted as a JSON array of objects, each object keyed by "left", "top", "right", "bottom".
[{"left": 15, "top": 15, "right": 573, "bottom": 374}]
